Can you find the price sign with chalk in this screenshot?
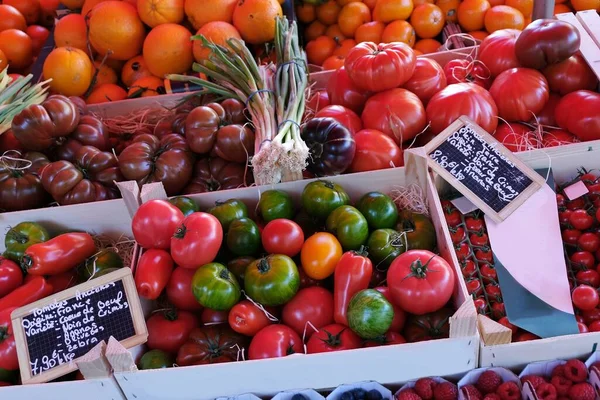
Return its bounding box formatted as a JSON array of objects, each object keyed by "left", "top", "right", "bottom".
[
  {"left": 424, "top": 116, "right": 545, "bottom": 223},
  {"left": 11, "top": 268, "right": 147, "bottom": 384}
]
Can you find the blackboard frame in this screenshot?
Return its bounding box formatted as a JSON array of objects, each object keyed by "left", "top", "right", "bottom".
[
  {"left": 11, "top": 268, "right": 147, "bottom": 385},
  {"left": 424, "top": 116, "right": 546, "bottom": 223}
]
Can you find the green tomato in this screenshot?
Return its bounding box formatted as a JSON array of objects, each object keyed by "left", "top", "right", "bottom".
[
  {"left": 356, "top": 192, "right": 399, "bottom": 230},
  {"left": 326, "top": 205, "right": 369, "bottom": 250},
  {"left": 396, "top": 210, "right": 437, "bottom": 251},
  {"left": 168, "top": 196, "right": 199, "bottom": 217},
  {"left": 301, "top": 180, "right": 349, "bottom": 220},
  {"left": 227, "top": 256, "right": 256, "bottom": 283},
  {"left": 258, "top": 190, "right": 295, "bottom": 222},
  {"left": 294, "top": 209, "right": 323, "bottom": 238},
  {"left": 78, "top": 249, "right": 124, "bottom": 282},
  {"left": 347, "top": 289, "right": 394, "bottom": 339},
  {"left": 209, "top": 199, "right": 248, "bottom": 231},
  {"left": 192, "top": 263, "right": 241, "bottom": 311},
  {"left": 138, "top": 350, "right": 174, "bottom": 370},
  {"left": 244, "top": 254, "right": 300, "bottom": 306},
  {"left": 226, "top": 218, "right": 261, "bottom": 256},
  {"left": 4, "top": 222, "right": 50, "bottom": 262},
  {"left": 367, "top": 229, "right": 407, "bottom": 269}
]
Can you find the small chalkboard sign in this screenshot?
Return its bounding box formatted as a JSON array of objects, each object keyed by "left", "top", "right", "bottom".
[
  {"left": 11, "top": 268, "right": 147, "bottom": 384},
  {"left": 424, "top": 116, "right": 545, "bottom": 223}
]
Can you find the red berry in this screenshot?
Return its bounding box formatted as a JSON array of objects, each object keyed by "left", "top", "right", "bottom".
[
  {"left": 496, "top": 381, "right": 520, "bottom": 400},
  {"left": 414, "top": 378, "right": 437, "bottom": 400},
  {"left": 550, "top": 376, "right": 572, "bottom": 396},
  {"left": 433, "top": 382, "right": 458, "bottom": 400},
  {"left": 567, "top": 382, "right": 595, "bottom": 400},
  {"left": 397, "top": 391, "right": 422, "bottom": 400},
  {"left": 476, "top": 370, "right": 503, "bottom": 394},
  {"left": 535, "top": 383, "right": 557, "bottom": 400},
  {"left": 563, "top": 359, "right": 588, "bottom": 383},
  {"left": 551, "top": 365, "right": 566, "bottom": 378},
  {"left": 483, "top": 395, "right": 500, "bottom": 400},
  {"left": 520, "top": 375, "right": 546, "bottom": 390},
  {"left": 461, "top": 385, "right": 482, "bottom": 400}
]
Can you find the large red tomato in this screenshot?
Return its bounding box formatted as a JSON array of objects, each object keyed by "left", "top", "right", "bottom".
[
  {"left": 542, "top": 53, "right": 598, "bottom": 96},
  {"left": 535, "top": 93, "right": 561, "bottom": 127},
  {"left": 489, "top": 68, "right": 549, "bottom": 122},
  {"left": 542, "top": 129, "right": 578, "bottom": 147},
  {"left": 132, "top": 200, "right": 184, "bottom": 250},
  {"left": 426, "top": 83, "right": 498, "bottom": 134},
  {"left": 282, "top": 286, "right": 334, "bottom": 338},
  {"left": 228, "top": 300, "right": 275, "bottom": 336},
  {"left": 146, "top": 309, "right": 199, "bottom": 354},
  {"left": 361, "top": 88, "right": 426, "bottom": 144},
  {"left": 344, "top": 42, "right": 416, "bottom": 93},
  {"left": 555, "top": 90, "right": 600, "bottom": 142},
  {"left": 477, "top": 29, "right": 521, "bottom": 78},
  {"left": 306, "top": 90, "right": 330, "bottom": 114},
  {"left": 348, "top": 129, "right": 403, "bottom": 173},
  {"left": 306, "top": 323, "right": 362, "bottom": 354},
  {"left": 248, "top": 325, "right": 304, "bottom": 359},
  {"left": 387, "top": 250, "right": 455, "bottom": 315},
  {"left": 493, "top": 122, "right": 539, "bottom": 152},
  {"left": 315, "top": 105, "right": 363, "bottom": 134},
  {"left": 403, "top": 308, "right": 453, "bottom": 342},
  {"left": 170, "top": 212, "right": 223, "bottom": 269},
  {"left": 326, "top": 67, "right": 371, "bottom": 114},
  {"left": 444, "top": 59, "right": 492, "bottom": 89},
  {"left": 167, "top": 266, "right": 203, "bottom": 311},
  {"left": 403, "top": 58, "right": 447, "bottom": 105}
]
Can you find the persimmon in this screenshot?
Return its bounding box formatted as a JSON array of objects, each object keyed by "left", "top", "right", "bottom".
[
  {"left": 306, "top": 36, "right": 337, "bottom": 65},
  {"left": 436, "top": 0, "right": 460, "bottom": 23},
  {"left": 128, "top": 76, "right": 165, "bottom": 97},
  {"left": 338, "top": 2, "right": 371, "bottom": 37},
  {"left": 93, "top": 61, "right": 119, "bottom": 85},
  {"left": 143, "top": 23, "right": 194, "bottom": 77},
  {"left": 305, "top": 21, "right": 327, "bottom": 41},
  {"left": 86, "top": 83, "right": 128, "bottom": 104},
  {"left": 185, "top": 0, "right": 237, "bottom": 29},
  {"left": 296, "top": 3, "right": 316, "bottom": 23},
  {"left": 484, "top": 5, "right": 524, "bottom": 32},
  {"left": 54, "top": 14, "right": 88, "bottom": 52},
  {"left": 457, "top": 0, "right": 491, "bottom": 31},
  {"left": 316, "top": 1, "right": 341, "bottom": 25},
  {"left": 570, "top": 0, "right": 600, "bottom": 10},
  {"left": 0, "top": 29, "right": 33, "bottom": 70},
  {"left": 233, "top": 0, "right": 282, "bottom": 44},
  {"left": 505, "top": 0, "right": 532, "bottom": 16},
  {"left": 414, "top": 38, "right": 442, "bottom": 53},
  {"left": 325, "top": 24, "right": 347, "bottom": 42},
  {"left": 42, "top": 47, "right": 93, "bottom": 96},
  {"left": 121, "top": 55, "right": 153, "bottom": 86},
  {"left": 373, "top": 0, "right": 413, "bottom": 22},
  {"left": 332, "top": 38, "right": 357, "bottom": 57},
  {"left": 138, "top": 0, "right": 185, "bottom": 27},
  {"left": 4, "top": 0, "right": 40, "bottom": 25},
  {"left": 26, "top": 25, "right": 50, "bottom": 56},
  {"left": 410, "top": 3, "right": 445, "bottom": 38},
  {"left": 381, "top": 20, "right": 416, "bottom": 46},
  {"left": 355, "top": 21, "right": 385, "bottom": 43},
  {"left": 192, "top": 22, "right": 242, "bottom": 63},
  {"left": 0, "top": 5, "right": 27, "bottom": 33},
  {"left": 322, "top": 55, "right": 345, "bottom": 70}
]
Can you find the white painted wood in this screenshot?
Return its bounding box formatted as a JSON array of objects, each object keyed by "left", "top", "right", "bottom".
[{"left": 0, "top": 378, "right": 125, "bottom": 400}]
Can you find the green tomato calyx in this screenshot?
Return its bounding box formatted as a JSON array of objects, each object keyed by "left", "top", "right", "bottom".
[
  {"left": 257, "top": 258, "right": 271, "bottom": 274},
  {"left": 406, "top": 254, "right": 437, "bottom": 280}
]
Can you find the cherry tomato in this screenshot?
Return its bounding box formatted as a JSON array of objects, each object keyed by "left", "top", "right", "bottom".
[
  {"left": 466, "top": 278, "right": 483, "bottom": 297},
  {"left": 475, "top": 247, "right": 494, "bottom": 263},
  {"left": 248, "top": 325, "right": 304, "bottom": 359},
  {"left": 485, "top": 284, "right": 502, "bottom": 302},
  {"left": 167, "top": 267, "right": 203, "bottom": 311},
  {"left": 578, "top": 322, "right": 589, "bottom": 333},
  {"left": 490, "top": 302, "right": 506, "bottom": 319},
  {"left": 577, "top": 270, "right": 600, "bottom": 288},
  {"left": 306, "top": 323, "right": 362, "bottom": 354},
  {"left": 556, "top": 194, "right": 566, "bottom": 208},
  {"left": 514, "top": 332, "right": 539, "bottom": 341},
  {"left": 589, "top": 321, "right": 600, "bottom": 332},
  {"left": 261, "top": 219, "right": 305, "bottom": 257},
  {"left": 569, "top": 209, "right": 595, "bottom": 231},
  {"left": 480, "top": 264, "right": 498, "bottom": 284},
  {"left": 455, "top": 242, "right": 471, "bottom": 260},
  {"left": 582, "top": 308, "right": 600, "bottom": 325},
  {"left": 171, "top": 212, "right": 223, "bottom": 269},
  {"left": 498, "top": 317, "right": 518, "bottom": 335},
  {"left": 132, "top": 200, "right": 184, "bottom": 249},
  {"left": 300, "top": 232, "right": 343, "bottom": 280},
  {"left": 473, "top": 297, "right": 487, "bottom": 314},
  {"left": 442, "top": 201, "right": 462, "bottom": 227},
  {"left": 374, "top": 286, "right": 406, "bottom": 332},
  {"left": 228, "top": 300, "right": 275, "bottom": 336},
  {"left": 578, "top": 232, "right": 600, "bottom": 253},
  {"left": 465, "top": 216, "right": 485, "bottom": 232},
  {"left": 282, "top": 287, "right": 334, "bottom": 338},
  {"left": 596, "top": 208, "right": 600, "bottom": 224},
  {"left": 135, "top": 249, "right": 174, "bottom": 300},
  {"left": 562, "top": 229, "right": 582, "bottom": 246},
  {"left": 559, "top": 209, "right": 573, "bottom": 226},
  {"left": 201, "top": 308, "right": 229, "bottom": 325},
  {"left": 461, "top": 259, "right": 477, "bottom": 278},
  {"left": 576, "top": 315, "right": 586, "bottom": 324},
  {"left": 571, "top": 251, "right": 596, "bottom": 270},
  {"left": 146, "top": 310, "right": 199, "bottom": 354},
  {"left": 572, "top": 285, "right": 600, "bottom": 311},
  {"left": 450, "top": 226, "right": 466, "bottom": 244},
  {"left": 470, "top": 232, "right": 489, "bottom": 247},
  {"left": 0, "top": 258, "right": 22, "bottom": 298},
  {"left": 567, "top": 198, "right": 585, "bottom": 210}
]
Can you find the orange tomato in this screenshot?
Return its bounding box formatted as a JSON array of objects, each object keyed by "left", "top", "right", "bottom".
[
  {"left": 413, "top": 0, "right": 434, "bottom": 5},
  {"left": 305, "top": 20, "right": 327, "bottom": 41},
  {"left": 436, "top": 0, "right": 460, "bottom": 22},
  {"left": 553, "top": 3, "right": 572, "bottom": 12},
  {"left": 300, "top": 232, "right": 343, "bottom": 280},
  {"left": 326, "top": 24, "right": 347, "bottom": 41},
  {"left": 86, "top": 83, "right": 128, "bottom": 104},
  {"left": 0, "top": 29, "right": 33, "bottom": 70},
  {"left": 316, "top": 0, "right": 341, "bottom": 25},
  {"left": 410, "top": 4, "right": 445, "bottom": 38},
  {"left": 414, "top": 38, "right": 442, "bottom": 53},
  {"left": 373, "top": 0, "right": 413, "bottom": 22},
  {"left": 0, "top": 4, "right": 27, "bottom": 33},
  {"left": 488, "top": 0, "right": 504, "bottom": 5},
  {"left": 338, "top": 2, "right": 371, "bottom": 37},
  {"left": 333, "top": 38, "right": 356, "bottom": 57},
  {"left": 504, "top": 0, "right": 532, "bottom": 16},
  {"left": 570, "top": 0, "right": 600, "bottom": 10},
  {"left": 296, "top": 3, "right": 316, "bottom": 23},
  {"left": 381, "top": 20, "right": 416, "bottom": 46},
  {"left": 457, "top": 0, "right": 491, "bottom": 31},
  {"left": 484, "top": 5, "right": 524, "bottom": 32},
  {"left": 355, "top": 21, "right": 385, "bottom": 43},
  {"left": 4, "top": 0, "right": 40, "bottom": 25},
  {"left": 306, "top": 36, "right": 337, "bottom": 65},
  {"left": 322, "top": 55, "right": 345, "bottom": 70},
  {"left": 468, "top": 30, "right": 489, "bottom": 40}
]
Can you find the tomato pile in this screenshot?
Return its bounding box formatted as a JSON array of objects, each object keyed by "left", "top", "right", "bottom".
[{"left": 131, "top": 180, "right": 458, "bottom": 368}]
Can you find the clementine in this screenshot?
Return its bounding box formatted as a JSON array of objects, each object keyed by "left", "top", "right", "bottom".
[
  {"left": 143, "top": 23, "right": 194, "bottom": 77},
  {"left": 488, "top": 0, "right": 504, "bottom": 5},
  {"left": 192, "top": 22, "right": 242, "bottom": 63},
  {"left": 97, "top": 56, "right": 125, "bottom": 72},
  {"left": 86, "top": 83, "right": 128, "bottom": 104},
  {"left": 296, "top": 3, "right": 316, "bottom": 23},
  {"left": 0, "top": 29, "right": 33, "bottom": 69},
  {"left": 457, "top": 0, "right": 491, "bottom": 31},
  {"left": 61, "top": 0, "right": 85, "bottom": 9},
  {"left": 373, "top": 0, "right": 413, "bottom": 22},
  {"left": 185, "top": 0, "right": 237, "bottom": 29},
  {"left": 138, "top": 0, "right": 185, "bottom": 27},
  {"left": 54, "top": 13, "right": 88, "bottom": 52},
  {"left": 4, "top": 0, "right": 40, "bottom": 25},
  {"left": 93, "top": 61, "right": 119, "bottom": 85},
  {"left": 436, "top": 0, "right": 460, "bottom": 22},
  {"left": 322, "top": 55, "right": 345, "bottom": 70},
  {"left": 570, "top": 0, "right": 600, "bottom": 10},
  {"left": 0, "top": 5, "right": 27, "bottom": 32},
  {"left": 325, "top": 24, "right": 347, "bottom": 42},
  {"left": 305, "top": 21, "right": 327, "bottom": 41},
  {"left": 381, "top": 20, "right": 416, "bottom": 46},
  {"left": 316, "top": 1, "right": 341, "bottom": 25},
  {"left": 82, "top": 0, "right": 112, "bottom": 17},
  {"left": 306, "top": 36, "right": 337, "bottom": 65},
  {"left": 484, "top": 5, "right": 524, "bottom": 32},
  {"left": 414, "top": 38, "right": 442, "bottom": 53},
  {"left": 233, "top": 0, "right": 283, "bottom": 44},
  {"left": 354, "top": 21, "right": 385, "bottom": 43},
  {"left": 332, "top": 38, "right": 356, "bottom": 57},
  {"left": 89, "top": 1, "right": 146, "bottom": 60},
  {"left": 338, "top": 2, "right": 371, "bottom": 37},
  {"left": 504, "top": 0, "right": 532, "bottom": 16},
  {"left": 410, "top": 3, "right": 445, "bottom": 38},
  {"left": 0, "top": 50, "right": 7, "bottom": 71},
  {"left": 363, "top": 0, "right": 377, "bottom": 10},
  {"left": 127, "top": 75, "right": 165, "bottom": 97},
  {"left": 414, "top": 0, "right": 434, "bottom": 5},
  {"left": 121, "top": 55, "right": 154, "bottom": 86},
  {"left": 553, "top": 3, "right": 571, "bottom": 12},
  {"left": 468, "top": 30, "right": 489, "bottom": 40},
  {"left": 337, "top": 0, "right": 362, "bottom": 5},
  {"left": 42, "top": 46, "right": 93, "bottom": 96},
  {"left": 26, "top": 25, "right": 50, "bottom": 56}
]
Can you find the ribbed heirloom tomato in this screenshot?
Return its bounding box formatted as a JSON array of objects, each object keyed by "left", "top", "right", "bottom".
[
  {"left": 542, "top": 53, "right": 599, "bottom": 95},
  {"left": 489, "top": 68, "right": 549, "bottom": 122},
  {"left": 326, "top": 67, "right": 371, "bottom": 114},
  {"left": 403, "top": 58, "right": 447, "bottom": 105},
  {"left": 477, "top": 29, "right": 521, "bottom": 78},
  {"left": 555, "top": 90, "right": 600, "bottom": 142},
  {"left": 349, "top": 129, "right": 403, "bottom": 172}
]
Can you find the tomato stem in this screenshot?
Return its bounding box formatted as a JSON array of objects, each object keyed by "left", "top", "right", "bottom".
[
  {"left": 0, "top": 327, "right": 8, "bottom": 342},
  {"left": 173, "top": 224, "right": 187, "bottom": 239},
  {"left": 257, "top": 258, "right": 270, "bottom": 274},
  {"left": 20, "top": 255, "right": 33, "bottom": 273},
  {"left": 319, "top": 328, "right": 344, "bottom": 347},
  {"left": 353, "top": 246, "right": 369, "bottom": 258},
  {"left": 164, "top": 308, "right": 179, "bottom": 321},
  {"left": 406, "top": 254, "right": 438, "bottom": 280}
]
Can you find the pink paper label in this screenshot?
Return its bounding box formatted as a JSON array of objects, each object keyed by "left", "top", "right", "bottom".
[{"left": 563, "top": 180, "right": 589, "bottom": 201}]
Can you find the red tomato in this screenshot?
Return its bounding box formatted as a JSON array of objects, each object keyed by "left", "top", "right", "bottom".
[
  {"left": 570, "top": 209, "right": 595, "bottom": 231},
  {"left": 480, "top": 264, "right": 498, "bottom": 283},
  {"left": 572, "top": 285, "right": 600, "bottom": 311},
  {"left": 0, "top": 258, "right": 22, "bottom": 298},
  {"left": 47, "top": 269, "right": 77, "bottom": 294},
  {"left": 562, "top": 229, "right": 582, "bottom": 245},
  {"left": 571, "top": 251, "right": 596, "bottom": 270},
  {"left": 567, "top": 197, "right": 585, "bottom": 210},
  {"left": 248, "top": 325, "right": 304, "bottom": 359},
  {"left": 582, "top": 308, "right": 600, "bottom": 325},
  {"left": 441, "top": 200, "right": 461, "bottom": 227},
  {"left": 514, "top": 331, "right": 539, "bottom": 341},
  {"left": 542, "top": 129, "right": 577, "bottom": 148},
  {"left": 577, "top": 270, "right": 600, "bottom": 288},
  {"left": 461, "top": 259, "right": 477, "bottom": 278},
  {"left": 555, "top": 90, "right": 600, "bottom": 142},
  {"left": 556, "top": 194, "right": 566, "bottom": 208},
  {"left": 475, "top": 247, "right": 494, "bottom": 263},
  {"left": 26, "top": 25, "right": 50, "bottom": 56},
  {"left": 171, "top": 212, "right": 222, "bottom": 269},
  {"left": 478, "top": 29, "right": 521, "bottom": 78},
  {"left": 489, "top": 68, "right": 549, "bottom": 122},
  {"left": 364, "top": 331, "right": 406, "bottom": 347},
  {"left": 465, "top": 216, "right": 485, "bottom": 232},
  {"left": 403, "top": 57, "right": 447, "bottom": 106},
  {"left": 261, "top": 219, "right": 305, "bottom": 258},
  {"left": 228, "top": 300, "right": 274, "bottom": 336},
  {"left": 466, "top": 278, "right": 482, "bottom": 297},
  {"left": 306, "top": 90, "right": 330, "bottom": 113},
  {"left": 135, "top": 249, "right": 174, "bottom": 300},
  {"left": 536, "top": 93, "right": 561, "bottom": 127},
  {"left": 542, "top": 53, "right": 598, "bottom": 96},
  {"left": 167, "top": 267, "right": 202, "bottom": 311},
  {"left": 326, "top": 67, "right": 371, "bottom": 114},
  {"left": 426, "top": 83, "right": 498, "bottom": 135},
  {"left": 132, "top": 200, "right": 184, "bottom": 249},
  {"left": 590, "top": 321, "right": 600, "bottom": 332},
  {"left": 470, "top": 232, "right": 489, "bottom": 247},
  {"left": 493, "top": 122, "right": 540, "bottom": 152},
  {"left": 348, "top": 129, "right": 403, "bottom": 173},
  {"left": 578, "top": 322, "right": 589, "bottom": 333},
  {"left": 361, "top": 88, "right": 426, "bottom": 144},
  {"left": 374, "top": 286, "right": 406, "bottom": 332},
  {"left": 202, "top": 308, "right": 229, "bottom": 325},
  {"left": 473, "top": 297, "right": 487, "bottom": 314},
  {"left": 491, "top": 302, "right": 506, "bottom": 319},
  {"left": 485, "top": 284, "right": 502, "bottom": 301},
  {"left": 444, "top": 59, "right": 492, "bottom": 89},
  {"left": 282, "top": 287, "right": 334, "bottom": 338},
  {"left": 498, "top": 316, "right": 518, "bottom": 334},
  {"left": 403, "top": 308, "right": 453, "bottom": 342},
  {"left": 344, "top": 42, "right": 416, "bottom": 92},
  {"left": 387, "top": 250, "right": 455, "bottom": 315},
  {"left": 578, "top": 233, "right": 600, "bottom": 253},
  {"left": 455, "top": 242, "right": 471, "bottom": 260},
  {"left": 146, "top": 310, "right": 199, "bottom": 354},
  {"left": 0, "top": 307, "right": 18, "bottom": 370},
  {"left": 315, "top": 105, "right": 363, "bottom": 134},
  {"left": 450, "top": 226, "right": 466, "bottom": 244},
  {"left": 306, "top": 323, "right": 362, "bottom": 354},
  {"left": 0, "top": 130, "right": 24, "bottom": 154}
]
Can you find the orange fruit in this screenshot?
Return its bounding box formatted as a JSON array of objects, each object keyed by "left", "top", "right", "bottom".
[
  {"left": 436, "top": 0, "right": 460, "bottom": 22},
  {"left": 0, "top": 49, "right": 7, "bottom": 71},
  {"left": 333, "top": 38, "right": 356, "bottom": 57},
  {"left": 296, "top": 3, "right": 316, "bottom": 23},
  {"left": 97, "top": 56, "right": 125, "bottom": 71},
  {"left": 305, "top": 20, "right": 327, "bottom": 41},
  {"left": 338, "top": 2, "right": 371, "bottom": 37},
  {"left": 138, "top": 0, "right": 185, "bottom": 27},
  {"left": 410, "top": 4, "right": 445, "bottom": 38},
  {"left": 54, "top": 14, "right": 88, "bottom": 52},
  {"left": 488, "top": 0, "right": 504, "bottom": 5},
  {"left": 143, "top": 23, "right": 193, "bottom": 78},
  {"left": 0, "top": 5, "right": 27, "bottom": 32},
  {"left": 93, "top": 60, "right": 119, "bottom": 85},
  {"left": 457, "top": 0, "right": 491, "bottom": 31},
  {"left": 128, "top": 75, "right": 165, "bottom": 97},
  {"left": 233, "top": 0, "right": 283, "bottom": 44},
  {"left": 322, "top": 55, "right": 345, "bottom": 70},
  {"left": 316, "top": 1, "right": 341, "bottom": 25},
  {"left": 381, "top": 20, "right": 416, "bottom": 46},
  {"left": 86, "top": 83, "right": 128, "bottom": 104},
  {"left": 553, "top": 3, "right": 572, "bottom": 12},
  {"left": 468, "top": 30, "right": 489, "bottom": 40},
  {"left": 337, "top": 0, "right": 362, "bottom": 5},
  {"left": 414, "top": 0, "right": 434, "bottom": 5},
  {"left": 504, "top": 0, "right": 532, "bottom": 16},
  {"left": 306, "top": 36, "right": 337, "bottom": 65},
  {"left": 26, "top": 25, "right": 50, "bottom": 56},
  {"left": 185, "top": 0, "right": 237, "bottom": 29},
  {"left": 82, "top": 0, "right": 112, "bottom": 17},
  {"left": 39, "top": 0, "right": 61, "bottom": 27},
  {"left": 61, "top": 0, "right": 85, "bottom": 9},
  {"left": 43, "top": 47, "right": 93, "bottom": 96},
  {"left": 570, "top": 0, "right": 600, "bottom": 10},
  {"left": 325, "top": 24, "right": 347, "bottom": 41},
  {"left": 192, "top": 21, "right": 242, "bottom": 63},
  {"left": 484, "top": 5, "right": 524, "bottom": 32},
  {"left": 4, "top": 0, "right": 41, "bottom": 25},
  {"left": 121, "top": 55, "right": 153, "bottom": 86},
  {"left": 89, "top": 1, "right": 146, "bottom": 61},
  {"left": 363, "top": 0, "right": 377, "bottom": 9},
  {"left": 414, "top": 38, "right": 442, "bottom": 53},
  {"left": 373, "top": 0, "right": 413, "bottom": 22},
  {"left": 413, "top": 49, "right": 423, "bottom": 55},
  {"left": 0, "top": 29, "right": 33, "bottom": 69},
  {"left": 355, "top": 21, "right": 385, "bottom": 43}
]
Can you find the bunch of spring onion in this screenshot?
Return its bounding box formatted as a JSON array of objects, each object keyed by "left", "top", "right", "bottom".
[{"left": 0, "top": 68, "right": 50, "bottom": 135}]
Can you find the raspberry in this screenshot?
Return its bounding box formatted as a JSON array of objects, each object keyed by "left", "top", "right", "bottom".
[
  {"left": 567, "top": 382, "right": 595, "bottom": 400},
  {"left": 414, "top": 378, "right": 437, "bottom": 400},
  {"left": 496, "top": 381, "right": 520, "bottom": 400},
  {"left": 556, "top": 397, "right": 569, "bottom": 400},
  {"left": 461, "top": 385, "right": 483, "bottom": 400},
  {"left": 551, "top": 365, "right": 566, "bottom": 378},
  {"left": 550, "top": 376, "right": 572, "bottom": 396},
  {"left": 433, "top": 382, "right": 458, "bottom": 400},
  {"left": 476, "top": 371, "right": 503, "bottom": 394},
  {"left": 397, "top": 390, "right": 422, "bottom": 400},
  {"left": 563, "top": 359, "right": 588, "bottom": 383},
  {"left": 535, "top": 383, "right": 557, "bottom": 400},
  {"left": 520, "top": 375, "right": 546, "bottom": 389},
  {"left": 483, "top": 395, "right": 501, "bottom": 400}
]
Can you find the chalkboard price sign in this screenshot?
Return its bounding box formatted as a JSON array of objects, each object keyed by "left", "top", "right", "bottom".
[
  {"left": 11, "top": 268, "right": 147, "bottom": 384},
  {"left": 424, "top": 116, "right": 545, "bottom": 222}
]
